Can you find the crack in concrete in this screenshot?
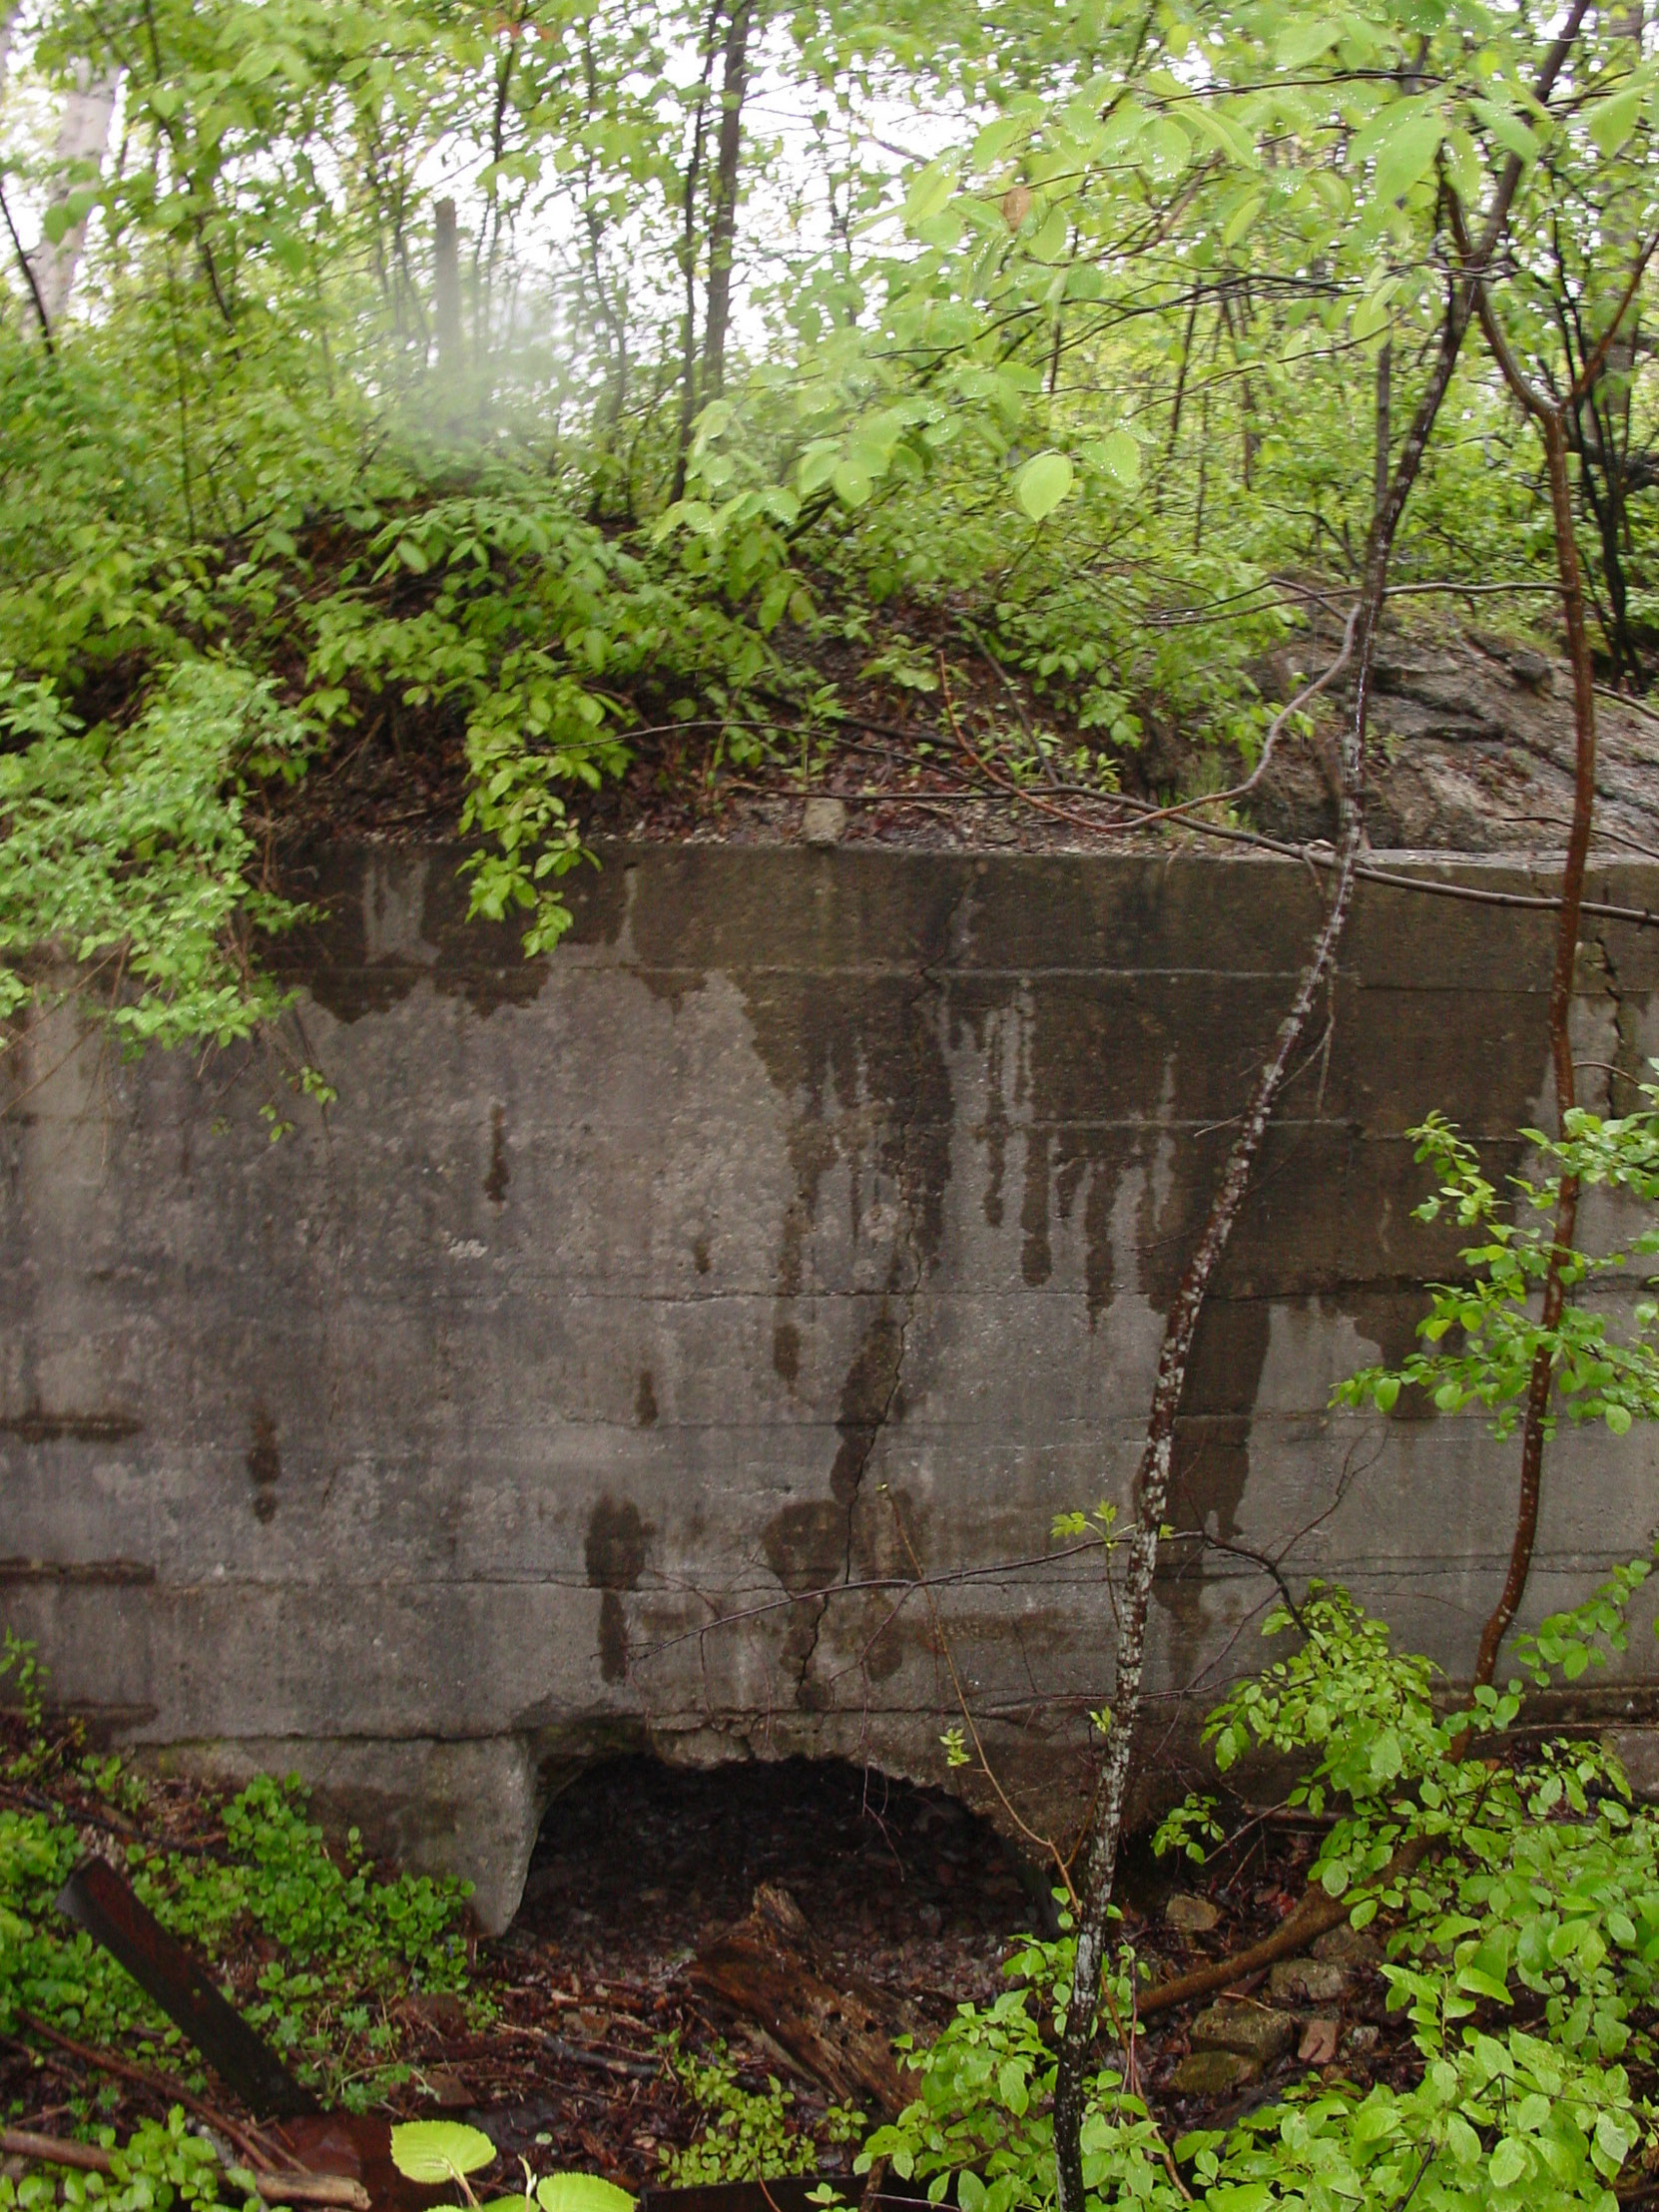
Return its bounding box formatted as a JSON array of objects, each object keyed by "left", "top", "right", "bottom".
[
  {"left": 1596, "top": 918, "right": 1636, "bottom": 1118},
  {"left": 789, "top": 876, "right": 972, "bottom": 1707}
]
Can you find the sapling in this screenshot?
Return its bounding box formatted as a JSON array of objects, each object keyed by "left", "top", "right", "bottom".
[{"left": 387, "top": 2123, "right": 635, "bottom": 2212}]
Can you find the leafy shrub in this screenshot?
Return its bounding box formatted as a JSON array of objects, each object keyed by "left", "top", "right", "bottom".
[{"left": 860, "top": 1566, "right": 1659, "bottom": 2211}]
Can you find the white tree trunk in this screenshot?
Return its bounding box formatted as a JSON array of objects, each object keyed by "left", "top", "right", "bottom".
[{"left": 28, "top": 60, "right": 122, "bottom": 328}]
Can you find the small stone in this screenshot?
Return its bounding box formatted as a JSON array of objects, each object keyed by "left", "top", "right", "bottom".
[
  {"left": 403, "top": 1990, "right": 468, "bottom": 2035},
  {"left": 1298, "top": 2017, "right": 1340, "bottom": 2066},
  {"left": 1346, "top": 2024, "right": 1381, "bottom": 2054},
  {"left": 1191, "top": 2001, "right": 1297, "bottom": 2064},
  {"left": 1314, "top": 1923, "right": 1382, "bottom": 1967},
  {"left": 803, "top": 797, "right": 847, "bottom": 846},
  {"left": 1165, "top": 1893, "right": 1221, "bottom": 1934},
  {"left": 1269, "top": 1958, "right": 1353, "bottom": 2006},
  {"left": 422, "top": 2066, "right": 474, "bottom": 2109},
  {"left": 1507, "top": 648, "right": 1553, "bottom": 694},
  {"left": 1172, "top": 2049, "right": 1259, "bottom": 2096}
]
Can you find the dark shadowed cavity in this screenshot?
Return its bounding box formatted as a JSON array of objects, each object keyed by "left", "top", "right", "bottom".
[{"left": 512, "top": 1756, "right": 1048, "bottom": 2025}]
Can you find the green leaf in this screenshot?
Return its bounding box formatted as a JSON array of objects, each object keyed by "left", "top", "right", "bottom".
[
  {"left": 1588, "top": 86, "right": 1644, "bottom": 159},
  {"left": 971, "top": 115, "right": 1031, "bottom": 169},
  {"left": 796, "top": 442, "right": 840, "bottom": 496},
  {"left": 1083, "top": 430, "right": 1140, "bottom": 488},
  {"left": 1015, "top": 450, "right": 1074, "bottom": 522},
  {"left": 832, "top": 461, "right": 872, "bottom": 508},
  {"left": 1469, "top": 99, "right": 1540, "bottom": 167},
  {"left": 536, "top": 2180, "right": 636, "bottom": 2212},
  {"left": 1186, "top": 105, "right": 1259, "bottom": 169},
  {"left": 1275, "top": 19, "right": 1344, "bottom": 68},
  {"left": 1489, "top": 2139, "right": 1528, "bottom": 2188},
  {"left": 1446, "top": 2114, "right": 1483, "bottom": 2167},
  {"left": 904, "top": 164, "right": 954, "bottom": 226},
  {"left": 1353, "top": 281, "right": 1396, "bottom": 347},
  {"left": 1029, "top": 206, "right": 1070, "bottom": 262},
  {"left": 1372, "top": 107, "right": 1446, "bottom": 204},
  {"left": 389, "top": 2124, "right": 497, "bottom": 2184},
  {"left": 997, "top": 2058, "right": 1029, "bottom": 2115},
  {"left": 1606, "top": 1401, "right": 1633, "bottom": 1434},
  {"left": 1456, "top": 1965, "right": 1512, "bottom": 2002},
  {"left": 1222, "top": 192, "right": 1266, "bottom": 248}
]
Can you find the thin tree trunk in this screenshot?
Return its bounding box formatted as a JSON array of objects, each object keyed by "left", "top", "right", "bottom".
[
  {"left": 701, "top": 0, "right": 754, "bottom": 401},
  {"left": 433, "top": 197, "right": 462, "bottom": 371},
  {"left": 669, "top": 13, "right": 719, "bottom": 503},
  {"left": 1374, "top": 341, "right": 1391, "bottom": 523},
  {"left": 1047, "top": 16, "right": 1592, "bottom": 2208},
  {"left": 28, "top": 61, "right": 122, "bottom": 329},
  {"left": 1461, "top": 287, "right": 1606, "bottom": 1690}
]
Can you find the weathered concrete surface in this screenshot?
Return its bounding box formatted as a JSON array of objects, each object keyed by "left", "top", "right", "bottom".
[{"left": 4, "top": 846, "right": 1659, "bottom": 1930}]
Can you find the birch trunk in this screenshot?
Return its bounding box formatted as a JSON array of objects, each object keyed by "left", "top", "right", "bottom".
[{"left": 28, "top": 60, "right": 122, "bottom": 329}]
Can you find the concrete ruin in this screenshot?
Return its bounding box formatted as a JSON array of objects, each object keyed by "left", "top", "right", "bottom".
[{"left": 4, "top": 844, "right": 1659, "bottom": 1929}]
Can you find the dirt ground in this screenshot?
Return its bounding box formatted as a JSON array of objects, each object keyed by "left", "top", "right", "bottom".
[
  {"left": 3, "top": 1745, "right": 1427, "bottom": 2196},
  {"left": 262, "top": 598, "right": 1659, "bottom": 868}
]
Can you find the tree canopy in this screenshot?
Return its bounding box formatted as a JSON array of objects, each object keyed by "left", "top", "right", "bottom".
[{"left": 0, "top": 0, "right": 1655, "bottom": 1042}]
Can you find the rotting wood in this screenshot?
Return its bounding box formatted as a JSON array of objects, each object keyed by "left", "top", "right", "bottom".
[
  {"left": 688, "top": 1885, "right": 911, "bottom": 2118},
  {"left": 0, "top": 2127, "right": 369, "bottom": 2210}
]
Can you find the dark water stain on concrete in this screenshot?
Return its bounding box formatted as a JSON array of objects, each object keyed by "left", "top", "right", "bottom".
[
  {"left": 269, "top": 846, "right": 624, "bottom": 1023},
  {"left": 828, "top": 1302, "right": 905, "bottom": 1508},
  {"left": 979, "top": 1023, "right": 1009, "bottom": 1229},
  {"left": 0, "top": 1411, "right": 142, "bottom": 1443},
  {"left": 635, "top": 1370, "right": 659, "bottom": 1427},
  {"left": 1151, "top": 1295, "right": 1275, "bottom": 1686},
  {"left": 763, "top": 1502, "right": 847, "bottom": 1597},
  {"left": 693, "top": 1237, "right": 712, "bottom": 1276},
  {"left": 1020, "top": 1130, "right": 1051, "bottom": 1287},
  {"left": 247, "top": 1408, "right": 280, "bottom": 1524},
  {"left": 485, "top": 1106, "right": 509, "bottom": 1203},
  {"left": 265, "top": 845, "right": 1574, "bottom": 1711},
  {"left": 763, "top": 1296, "right": 912, "bottom": 1709},
  {"left": 586, "top": 1496, "right": 651, "bottom": 1684},
  {"left": 0, "top": 1557, "right": 156, "bottom": 1584}
]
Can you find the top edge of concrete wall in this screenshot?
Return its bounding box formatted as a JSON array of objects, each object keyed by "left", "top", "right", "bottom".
[{"left": 265, "top": 842, "right": 1659, "bottom": 1014}]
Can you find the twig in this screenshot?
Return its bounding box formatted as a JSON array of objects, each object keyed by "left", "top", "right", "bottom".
[
  {"left": 17, "top": 2013, "right": 286, "bottom": 2171},
  {"left": 885, "top": 1491, "right": 1074, "bottom": 1896},
  {"left": 0, "top": 2128, "right": 368, "bottom": 2209}
]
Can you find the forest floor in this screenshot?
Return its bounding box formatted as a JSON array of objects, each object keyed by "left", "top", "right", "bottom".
[
  {"left": 2, "top": 1735, "right": 1428, "bottom": 2197},
  {"left": 265, "top": 595, "right": 1659, "bottom": 866}
]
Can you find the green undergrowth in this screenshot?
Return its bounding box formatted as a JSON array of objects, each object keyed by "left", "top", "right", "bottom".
[
  {"left": 0, "top": 1646, "right": 475, "bottom": 2119},
  {"left": 0, "top": 2109, "right": 258, "bottom": 2212},
  {"left": 858, "top": 1565, "right": 1659, "bottom": 2212},
  {"left": 656, "top": 2034, "right": 862, "bottom": 2184}
]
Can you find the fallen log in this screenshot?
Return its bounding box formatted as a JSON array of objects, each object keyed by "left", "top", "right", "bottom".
[
  {"left": 1136, "top": 1836, "right": 1432, "bottom": 2020},
  {"left": 688, "top": 1886, "right": 912, "bottom": 2118},
  {"left": 0, "top": 2126, "right": 369, "bottom": 2209}
]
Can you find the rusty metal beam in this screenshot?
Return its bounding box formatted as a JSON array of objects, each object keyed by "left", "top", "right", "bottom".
[{"left": 55, "top": 1857, "right": 319, "bottom": 2117}]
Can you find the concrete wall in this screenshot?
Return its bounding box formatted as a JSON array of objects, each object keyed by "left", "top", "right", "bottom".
[{"left": 4, "top": 845, "right": 1659, "bottom": 1930}]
